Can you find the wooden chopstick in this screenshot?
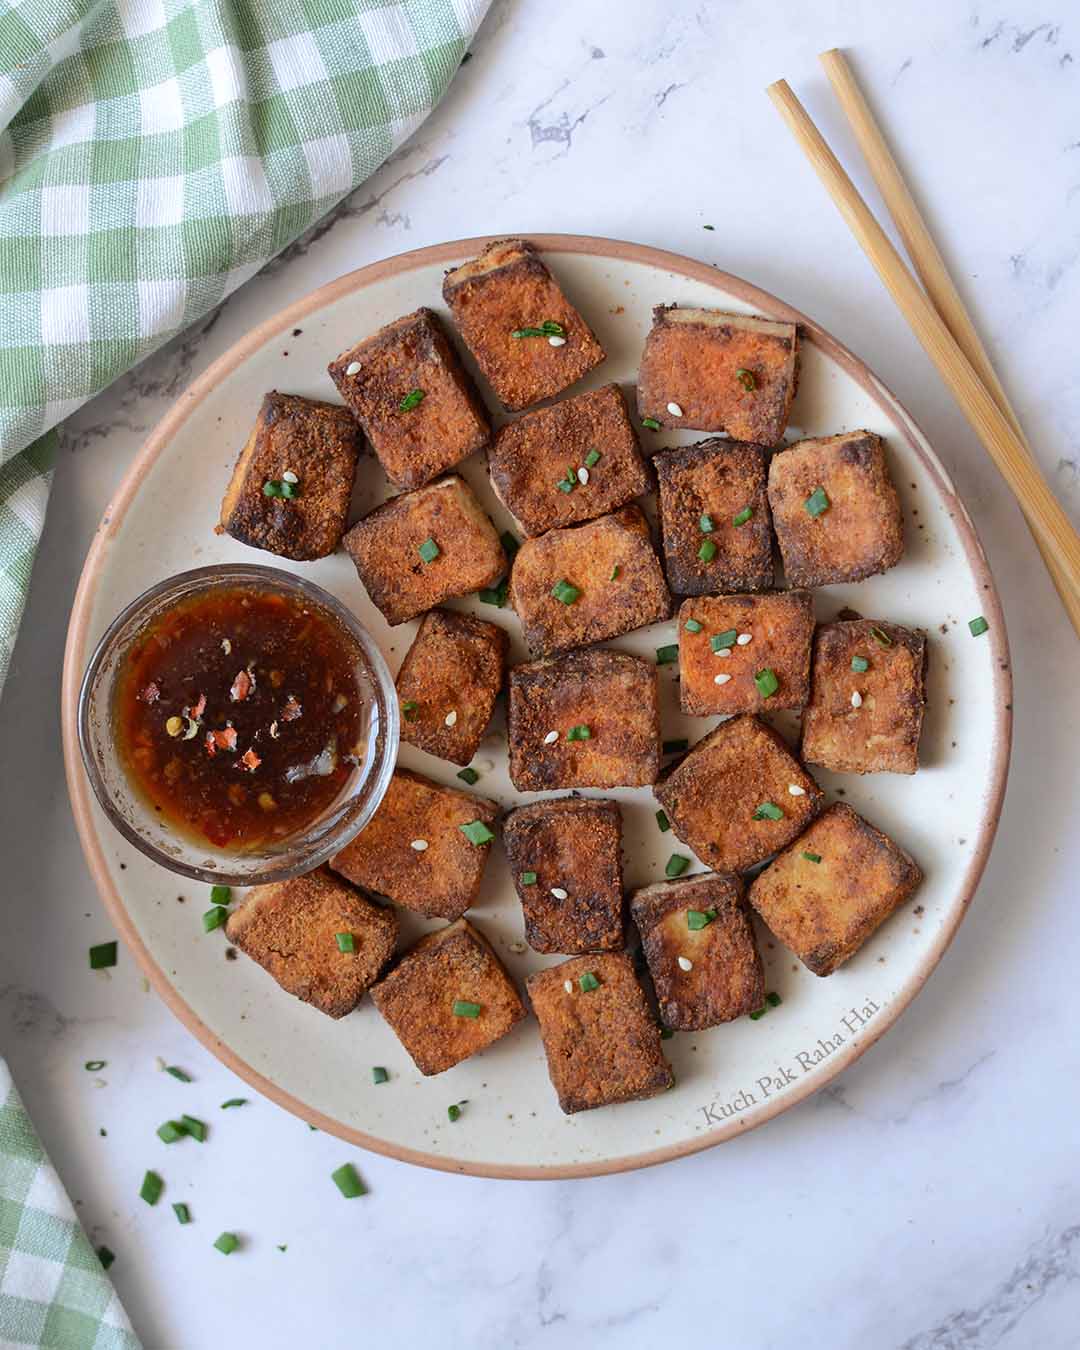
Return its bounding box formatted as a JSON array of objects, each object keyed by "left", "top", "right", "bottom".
[
  {"left": 817, "top": 47, "right": 1080, "bottom": 634},
  {"left": 766, "top": 76, "right": 1080, "bottom": 636}
]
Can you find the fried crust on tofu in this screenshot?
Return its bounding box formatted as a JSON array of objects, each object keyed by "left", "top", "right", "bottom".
[
  {"left": 218, "top": 392, "right": 361, "bottom": 561},
  {"left": 395, "top": 608, "right": 508, "bottom": 766},
  {"left": 509, "top": 506, "right": 671, "bottom": 656},
  {"left": 527, "top": 953, "right": 673, "bottom": 1113},
  {"left": 225, "top": 866, "right": 397, "bottom": 1019},
  {"left": 504, "top": 798, "right": 624, "bottom": 953},
  {"left": 801, "top": 619, "right": 927, "bottom": 774},
  {"left": 678, "top": 591, "right": 814, "bottom": 717},
  {"left": 654, "top": 715, "right": 824, "bottom": 874},
  {"left": 327, "top": 308, "right": 490, "bottom": 489},
  {"left": 637, "top": 306, "right": 798, "bottom": 443},
  {"left": 508, "top": 648, "right": 661, "bottom": 791},
  {"left": 329, "top": 768, "right": 500, "bottom": 919},
  {"left": 488, "top": 384, "right": 651, "bottom": 536},
  {"left": 630, "top": 873, "right": 764, "bottom": 1030},
  {"left": 767, "top": 431, "right": 904, "bottom": 587},
  {"left": 342, "top": 475, "right": 506, "bottom": 625},
  {"left": 654, "top": 438, "right": 774, "bottom": 594},
  {"left": 747, "top": 803, "right": 922, "bottom": 976},
  {"left": 370, "top": 919, "right": 526, "bottom": 1075},
  {"left": 442, "top": 238, "right": 606, "bottom": 411}
]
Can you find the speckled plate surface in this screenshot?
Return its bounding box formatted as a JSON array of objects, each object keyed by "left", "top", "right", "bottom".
[{"left": 61, "top": 235, "right": 1011, "bottom": 1178}]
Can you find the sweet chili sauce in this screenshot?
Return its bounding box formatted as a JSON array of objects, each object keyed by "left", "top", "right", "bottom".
[{"left": 116, "top": 586, "right": 370, "bottom": 852}]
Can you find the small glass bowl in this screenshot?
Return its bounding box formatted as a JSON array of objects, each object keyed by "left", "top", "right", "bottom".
[{"left": 77, "top": 564, "right": 399, "bottom": 886}]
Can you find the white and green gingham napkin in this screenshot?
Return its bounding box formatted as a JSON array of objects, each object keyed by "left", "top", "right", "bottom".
[{"left": 0, "top": 0, "right": 490, "bottom": 696}]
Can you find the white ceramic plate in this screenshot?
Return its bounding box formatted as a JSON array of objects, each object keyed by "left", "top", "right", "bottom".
[{"left": 62, "top": 236, "right": 1011, "bottom": 1178}]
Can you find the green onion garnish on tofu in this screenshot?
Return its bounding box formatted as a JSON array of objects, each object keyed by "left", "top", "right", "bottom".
[
  {"left": 684, "top": 618, "right": 703, "bottom": 633},
  {"left": 330, "top": 1164, "right": 366, "bottom": 1198},
  {"left": 180, "top": 1115, "right": 206, "bottom": 1143},
  {"left": 203, "top": 906, "right": 227, "bottom": 933},
  {"left": 802, "top": 851, "right": 822, "bottom": 863},
  {"left": 609, "top": 564, "right": 620, "bottom": 581},
  {"left": 766, "top": 992, "right": 782, "bottom": 1007},
  {"left": 732, "top": 506, "right": 754, "bottom": 526},
  {"left": 447, "top": 1103, "right": 464, "bottom": 1122},
  {"left": 697, "top": 538, "right": 717, "bottom": 563},
  {"left": 968, "top": 615, "right": 989, "bottom": 636},
  {"left": 452, "top": 1000, "right": 481, "bottom": 1018},
  {"left": 851, "top": 655, "right": 869, "bottom": 672},
  {"left": 641, "top": 417, "right": 661, "bottom": 430},
  {"left": 735, "top": 368, "right": 757, "bottom": 391},
  {"left": 754, "top": 668, "right": 779, "bottom": 698},
  {"left": 214, "top": 1232, "right": 240, "bottom": 1253},
  {"left": 655, "top": 809, "right": 671, "bottom": 832},
  {"left": 456, "top": 767, "right": 479, "bottom": 785},
  {"left": 655, "top": 644, "right": 679, "bottom": 665},
  {"left": 157, "top": 1121, "right": 186, "bottom": 1144},
  {"left": 665, "top": 854, "right": 690, "bottom": 878},
  {"left": 520, "top": 871, "right": 537, "bottom": 885},
  {"left": 578, "top": 972, "right": 600, "bottom": 992},
  {"left": 164, "top": 1066, "right": 191, "bottom": 1082},
  {"left": 458, "top": 820, "right": 494, "bottom": 846},
  {"left": 711, "top": 629, "right": 737, "bottom": 651},
  {"left": 478, "top": 580, "right": 509, "bottom": 607},
  {"left": 804, "top": 486, "right": 830, "bottom": 517},
  {"left": 550, "top": 578, "right": 580, "bottom": 605},
  {"left": 89, "top": 942, "right": 117, "bottom": 970},
  {"left": 85, "top": 1060, "right": 106, "bottom": 1072},
  {"left": 210, "top": 885, "right": 231, "bottom": 905},
  {"left": 173, "top": 1203, "right": 191, "bottom": 1224},
  {"left": 372, "top": 1067, "right": 389, "bottom": 1085},
  {"left": 418, "top": 537, "right": 440, "bottom": 564},
  {"left": 565, "top": 724, "right": 591, "bottom": 741},
  {"left": 687, "top": 908, "right": 717, "bottom": 930},
  {"left": 140, "top": 1171, "right": 163, "bottom": 1206},
  {"left": 221, "top": 1099, "right": 248, "bottom": 1109},
  {"left": 398, "top": 388, "right": 425, "bottom": 411},
  {"left": 401, "top": 699, "right": 419, "bottom": 720},
  {"left": 869, "top": 625, "right": 893, "bottom": 646},
  {"left": 511, "top": 320, "right": 564, "bottom": 338},
  {"left": 699, "top": 514, "right": 714, "bottom": 534},
  {"left": 753, "top": 801, "right": 784, "bottom": 821},
  {"left": 584, "top": 449, "right": 601, "bottom": 468},
  {"left": 335, "top": 933, "right": 355, "bottom": 953}
]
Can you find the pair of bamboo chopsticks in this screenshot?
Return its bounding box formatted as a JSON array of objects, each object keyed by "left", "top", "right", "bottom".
[{"left": 767, "top": 50, "right": 1080, "bottom": 637}]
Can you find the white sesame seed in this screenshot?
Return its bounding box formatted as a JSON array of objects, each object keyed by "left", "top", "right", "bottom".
[
  {"left": 345, "top": 361, "right": 361, "bottom": 376},
  {"left": 548, "top": 334, "right": 566, "bottom": 347},
  {"left": 410, "top": 838, "right": 429, "bottom": 851},
  {"left": 551, "top": 887, "right": 569, "bottom": 900},
  {"left": 714, "top": 673, "right": 732, "bottom": 685},
  {"left": 444, "top": 709, "right": 458, "bottom": 726},
  {"left": 667, "top": 401, "right": 684, "bottom": 417},
  {"left": 715, "top": 647, "right": 731, "bottom": 658},
  {"left": 282, "top": 470, "right": 299, "bottom": 484},
  {"left": 564, "top": 980, "right": 574, "bottom": 993},
  {"left": 577, "top": 466, "right": 590, "bottom": 484},
  {"left": 736, "top": 632, "right": 753, "bottom": 646},
  {"left": 788, "top": 783, "right": 806, "bottom": 796},
  {"left": 543, "top": 730, "right": 559, "bottom": 744},
  {"left": 677, "top": 956, "right": 693, "bottom": 972},
  {"left": 851, "top": 690, "right": 863, "bottom": 708},
  {"left": 221, "top": 637, "right": 231, "bottom": 655}
]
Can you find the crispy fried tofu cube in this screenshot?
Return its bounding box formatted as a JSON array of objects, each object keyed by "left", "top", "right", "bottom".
[
  {"left": 630, "top": 873, "right": 764, "bottom": 1030},
  {"left": 527, "top": 953, "right": 673, "bottom": 1113},
  {"left": 225, "top": 866, "right": 397, "bottom": 1019},
  {"left": 655, "top": 438, "right": 774, "bottom": 594},
  {"left": 504, "top": 798, "right": 624, "bottom": 953},
  {"left": 327, "top": 308, "right": 490, "bottom": 489},
  {"left": 655, "top": 715, "right": 824, "bottom": 874},
  {"left": 678, "top": 591, "right": 814, "bottom": 717},
  {"left": 637, "top": 306, "right": 798, "bottom": 442},
  {"left": 767, "top": 431, "right": 904, "bottom": 587},
  {"left": 218, "top": 392, "right": 361, "bottom": 561},
  {"left": 488, "top": 384, "right": 651, "bottom": 536},
  {"left": 370, "top": 918, "right": 526, "bottom": 1074},
  {"left": 330, "top": 768, "right": 500, "bottom": 919},
  {"left": 509, "top": 506, "right": 671, "bottom": 656},
  {"left": 342, "top": 474, "right": 506, "bottom": 626},
  {"left": 508, "top": 648, "right": 661, "bottom": 791},
  {"left": 442, "top": 238, "right": 606, "bottom": 411},
  {"left": 748, "top": 803, "right": 922, "bottom": 976},
  {"left": 395, "top": 608, "right": 508, "bottom": 766},
  {"left": 801, "top": 620, "right": 927, "bottom": 774}
]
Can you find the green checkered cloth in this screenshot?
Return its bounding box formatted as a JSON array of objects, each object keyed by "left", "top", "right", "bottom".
[
  {"left": 0, "top": 0, "right": 489, "bottom": 696},
  {"left": 0, "top": 1064, "right": 139, "bottom": 1348}
]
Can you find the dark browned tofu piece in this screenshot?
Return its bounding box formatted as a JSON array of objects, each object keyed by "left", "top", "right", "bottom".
[
  {"left": 801, "top": 620, "right": 927, "bottom": 774},
  {"left": 395, "top": 608, "right": 508, "bottom": 766},
  {"left": 342, "top": 475, "right": 506, "bottom": 625},
  {"left": 637, "top": 306, "right": 798, "bottom": 442},
  {"left": 630, "top": 873, "right": 764, "bottom": 1030},
  {"left": 504, "top": 798, "right": 624, "bottom": 953},
  {"left": 655, "top": 715, "right": 824, "bottom": 874},
  {"left": 225, "top": 867, "right": 397, "bottom": 1019},
  {"left": 218, "top": 392, "right": 361, "bottom": 561},
  {"left": 488, "top": 384, "right": 651, "bottom": 536},
  {"left": 370, "top": 919, "right": 526, "bottom": 1075},
  {"left": 527, "top": 953, "right": 673, "bottom": 1113},
  {"left": 442, "top": 238, "right": 605, "bottom": 411},
  {"left": 678, "top": 591, "right": 814, "bottom": 717},
  {"left": 654, "top": 439, "right": 773, "bottom": 594},
  {"left": 767, "top": 432, "right": 904, "bottom": 587},
  {"left": 329, "top": 768, "right": 499, "bottom": 919},
  {"left": 327, "top": 308, "right": 490, "bottom": 489},
  {"left": 510, "top": 506, "right": 671, "bottom": 656},
  {"left": 748, "top": 803, "right": 922, "bottom": 976},
  {"left": 508, "top": 648, "right": 661, "bottom": 791}
]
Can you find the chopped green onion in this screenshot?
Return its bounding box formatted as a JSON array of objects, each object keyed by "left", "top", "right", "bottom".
[
  {"left": 164, "top": 1065, "right": 191, "bottom": 1082},
  {"left": 732, "top": 505, "right": 754, "bottom": 526},
  {"left": 662, "top": 738, "right": 688, "bottom": 754},
  {"left": 684, "top": 618, "right": 703, "bottom": 633},
  {"left": 565, "top": 466, "right": 578, "bottom": 485},
  {"left": 335, "top": 932, "right": 355, "bottom": 954},
  {"left": 556, "top": 477, "right": 575, "bottom": 494},
  {"left": 609, "top": 565, "right": 620, "bottom": 581},
  {"left": 766, "top": 991, "right": 782, "bottom": 1007},
  {"left": 550, "top": 578, "right": 580, "bottom": 605},
  {"left": 754, "top": 667, "right": 779, "bottom": 698},
  {"left": 418, "top": 537, "right": 440, "bottom": 564},
  {"left": 655, "top": 809, "right": 671, "bottom": 832},
  {"left": 401, "top": 699, "right": 419, "bottom": 721},
  {"left": 214, "top": 1232, "right": 240, "bottom": 1254},
  {"left": 870, "top": 625, "right": 893, "bottom": 646},
  {"left": 655, "top": 644, "right": 679, "bottom": 665},
  {"left": 478, "top": 580, "right": 509, "bottom": 607},
  {"left": 330, "top": 1162, "right": 366, "bottom": 1198},
  {"left": 84, "top": 1060, "right": 106, "bottom": 1072},
  {"left": 697, "top": 538, "right": 717, "bottom": 563},
  {"left": 97, "top": 1246, "right": 115, "bottom": 1270},
  {"left": 140, "top": 1171, "right": 163, "bottom": 1206},
  {"left": 851, "top": 655, "right": 869, "bottom": 673},
  {"left": 753, "top": 801, "right": 784, "bottom": 821},
  {"left": 180, "top": 1115, "right": 207, "bottom": 1143},
  {"left": 703, "top": 224, "right": 715, "bottom": 231},
  {"left": 804, "top": 486, "right": 830, "bottom": 517},
  {"left": 578, "top": 971, "right": 600, "bottom": 992},
  {"left": 456, "top": 767, "right": 479, "bottom": 785},
  {"left": 459, "top": 820, "right": 494, "bottom": 846},
  {"left": 279, "top": 481, "right": 298, "bottom": 499},
  {"left": 699, "top": 514, "right": 714, "bottom": 534},
  {"left": 665, "top": 854, "right": 690, "bottom": 878},
  {"left": 203, "top": 906, "right": 227, "bottom": 933},
  {"left": 173, "top": 1202, "right": 191, "bottom": 1225},
  {"left": 372, "top": 1066, "right": 389, "bottom": 1085},
  {"left": 452, "top": 1000, "right": 482, "bottom": 1018},
  {"left": 210, "top": 885, "right": 232, "bottom": 905},
  {"left": 687, "top": 908, "right": 717, "bottom": 930},
  {"left": 398, "top": 388, "right": 425, "bottom": 411},
  {"left": 641, "top": 417, "right": 661, "bottom": 430},
  {"left": 277, "top": 1245, "right": 287, "bottom": 1252},
  {"left": 519, "top": 871, "right": 538, "bottom": 886},
  {"left": 511, "top": 320, "right": 565, "bottom": 338},
  {"left": 710, "top": 629, "right": 737, "bottom": 651},
  {"left": 262, "top": 480, "right": 282, "bottom": 498},
  {"left": 566, "top": 724, "right": 591, "bottom": 741},
  {"left": 220, "top": 1099, "right": 248, "bottom": 1109},
  {"left": 500, "top": 530, "right": 520, "bottom": 558},
  {"left": 660, "top": 1027, "right": 675, "bottom": 1039},
  {"left": 157, "top": 1121, "right": 186, "bottom": 1144},
  {"left": 749, "top": 1006, "right": 767, "bottom": 1021},
  {"left": 584, "top": 449, "right": 601, "bottom": 468},
  {"left": 735, "top": 368, "right": 757, "bottom": 391},
  {"left": 447, "top": 1103, "right": 464, "bottom": 1122},
  {"left": 89, "top": 942, "right": 117, "bottom": 970},
  {"left": 968, "top": 615, "right": 989, "bottom": 637},
  {"left": 802, "top": 851, "right": 823, "bottom": 864}
]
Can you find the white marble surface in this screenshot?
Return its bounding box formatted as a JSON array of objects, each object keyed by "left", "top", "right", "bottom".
[{"left": 1, "top": 0, "right": 1079, "bottom": 1345}]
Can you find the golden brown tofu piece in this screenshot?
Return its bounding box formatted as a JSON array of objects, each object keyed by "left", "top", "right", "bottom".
[
  {"left": 767, "top": 432, "right": 904, "bottom": 587},
  {"left": 678, "top": 591, "right": 814, "bottom": 717},
  {"left": 395, "top": 608, "right": 508, "bottom": 766},
  {"left": 218, "top": 392, "right": 361, "bottom": 561},
  {"left": 342, "top": 475, "right": 506, "bottom": 626},
  {"left": 442, "top": 238, "right": 606, "bottom": 411},
  {"left": 637, "top": 306, "right": 798, "bottom": 442},
  {"left": 503, "top": 798, "right": 624, "bottom": 953},
  {"left": 748, "top": 803, "right": 922, "bottom": 976},
  {"left": 509, "top": 506, "right": 671, "bottom": 656},
  {"left": 527, "top": 953, "right": 673, "bottom": 1113},
  {"left": 327, "top": 308, "right": 490, "bottom": 489},
  {"left": 630, "top": 873, "right": 764, "bottom": 1030},
  {"left": 655, "top": 715, "right": 824, "bottom": 874},
  {"left": 655, "top": 439, "right": 773, "bottom": 594},
  {"left": 225, "top": 866, "right": 397, "bottom": 1019},
  {"left": 801, "top": 620, "right": 927, "bottom": 774},
  {"left": 329, "top": 768, "right": 500, "bottom": 919},
  {"left": 488, "top": 384, "right": 651, "bottom": 536},
  {"left": 508, "top": 648, "right": 661, "bottom": 791},
  {"left": 370, "top": 918, "right": 526, "bottom": 1075}
]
